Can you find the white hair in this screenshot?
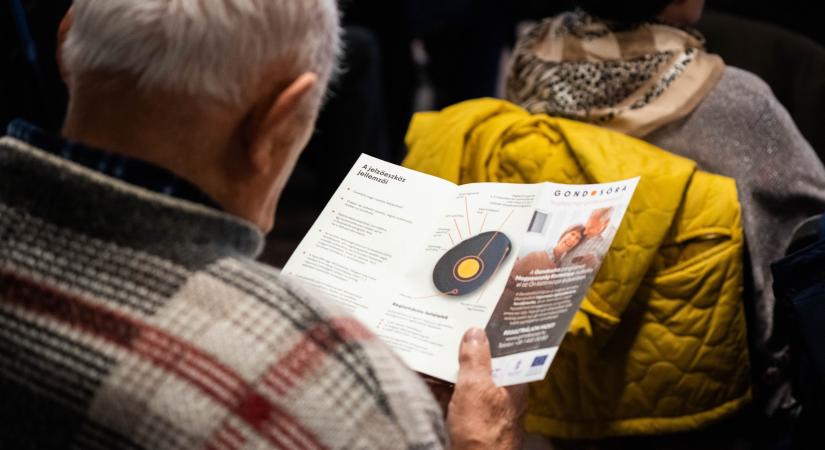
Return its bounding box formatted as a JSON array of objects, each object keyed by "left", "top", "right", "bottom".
[{"left": 62, "top": 0, "right": 341, "bottom": 104}]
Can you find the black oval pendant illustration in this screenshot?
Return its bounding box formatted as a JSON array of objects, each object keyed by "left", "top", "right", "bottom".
[{"left": 433, "top": 231, "right": 512, "bottom": 296}]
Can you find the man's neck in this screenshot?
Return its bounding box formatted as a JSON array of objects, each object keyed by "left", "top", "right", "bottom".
[{"left": 62, "top": 76, "right": 258, "bottom": 223}]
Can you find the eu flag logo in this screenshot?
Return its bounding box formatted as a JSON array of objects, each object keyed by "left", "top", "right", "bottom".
[{"left": 531, "top": 355, "right": 548, "bottom": 367}]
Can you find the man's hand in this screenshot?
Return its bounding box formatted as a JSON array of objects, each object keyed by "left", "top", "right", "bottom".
[{"left": 447, "top": 328, "right": 528, "bottom": 450}]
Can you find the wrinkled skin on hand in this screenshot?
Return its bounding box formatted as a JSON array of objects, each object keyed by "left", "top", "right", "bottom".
[{"left": 423, "top": 328, "right": 528, "bottom": 450}]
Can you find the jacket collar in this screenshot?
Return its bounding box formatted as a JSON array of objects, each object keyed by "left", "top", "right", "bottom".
[
  {"left": 5, "top": 119, "right": 221, "bottom": 210},
  {"left": 0, "top": 136, "right": 263, "bottom": 269}
]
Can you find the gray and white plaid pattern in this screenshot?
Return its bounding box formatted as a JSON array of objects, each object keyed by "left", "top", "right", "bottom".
[{"left": 0, "top": 137, "right": 447, "bottom": 449}]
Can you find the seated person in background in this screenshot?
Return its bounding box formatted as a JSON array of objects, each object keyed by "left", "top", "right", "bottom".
[
  {"left": 0, "top": 0, "right": 525, "bottom": 448},
  {"left": 506, "top": 0, "right": 825, "bottom": 414},
  {"left": 511, "top": 224, "right": 585, "bottom": 278}
]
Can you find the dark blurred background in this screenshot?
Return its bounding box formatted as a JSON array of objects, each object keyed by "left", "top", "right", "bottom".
[
  {"left": 3, "top": 0, "right": 825, "bottom": 269},
  {"left": 4, "top": 1, "right": 825, "bottom": 448}
]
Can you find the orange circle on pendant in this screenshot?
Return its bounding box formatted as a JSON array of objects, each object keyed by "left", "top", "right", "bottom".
[{"left": 454, "top": 256, "right": 484, "bottom": 281}]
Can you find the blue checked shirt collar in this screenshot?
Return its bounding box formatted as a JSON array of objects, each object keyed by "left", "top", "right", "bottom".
[{"left": 6, "top": 119, "right": 221, "bottom": 210}]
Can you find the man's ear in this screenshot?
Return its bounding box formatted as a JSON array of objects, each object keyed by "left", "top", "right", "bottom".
[
  {"left": 57, "top": 7, "right": 75, "bottom": 84},
  {"left": 248, "top": 72, "right": 318, "bottom": 174}
]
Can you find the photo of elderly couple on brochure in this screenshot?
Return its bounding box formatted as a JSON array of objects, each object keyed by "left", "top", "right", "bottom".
[{"left": 485, "top": 206, "right": 618, "bottom": 358}]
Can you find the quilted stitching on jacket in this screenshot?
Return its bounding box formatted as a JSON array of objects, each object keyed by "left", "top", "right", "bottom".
[{"left": 403, "top": 99, "right": 751, "bottom": 438}]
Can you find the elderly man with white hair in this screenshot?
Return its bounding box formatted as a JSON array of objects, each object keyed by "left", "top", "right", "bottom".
[{"left": 0, "top": 1, "right": 526, "bottom": 449}]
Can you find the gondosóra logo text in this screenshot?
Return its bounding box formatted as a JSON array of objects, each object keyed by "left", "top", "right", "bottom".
[{"left": 554, "top": 184, "right": 629, "bottom": 198}]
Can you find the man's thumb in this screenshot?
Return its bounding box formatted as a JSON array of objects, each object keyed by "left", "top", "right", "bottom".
[{"left": 457, "top": 328, "right": 493, "bottom": 381}]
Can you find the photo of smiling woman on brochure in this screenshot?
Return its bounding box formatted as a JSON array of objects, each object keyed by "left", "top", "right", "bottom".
[{"left": 509, "top": 224, "right": 585, "bottom": 277}]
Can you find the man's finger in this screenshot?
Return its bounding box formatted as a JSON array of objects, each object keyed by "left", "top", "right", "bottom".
[{"left": 457, "top": 328, "right": 493, "bottom": 383}]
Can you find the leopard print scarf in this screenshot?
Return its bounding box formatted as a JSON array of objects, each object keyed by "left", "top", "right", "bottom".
[{"left": 505, "top": 10, "right": 725, "bottom": 137}]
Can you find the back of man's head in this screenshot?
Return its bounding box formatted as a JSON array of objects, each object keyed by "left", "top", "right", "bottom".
[
  {"left": 62, "top": 0, "right": 341, "bottom": 105},
  {"left": 56, "top": 0, "right": 342, "bottom": 231}
]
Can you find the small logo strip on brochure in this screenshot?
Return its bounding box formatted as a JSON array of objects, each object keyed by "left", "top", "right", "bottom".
[{"left": 531, "top": 355, "right": 549, "bottom": 367}]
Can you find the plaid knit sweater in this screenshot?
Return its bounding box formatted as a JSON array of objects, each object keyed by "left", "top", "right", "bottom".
[{"left": 0, "top": 135, "right": 447, "bottom": 449}]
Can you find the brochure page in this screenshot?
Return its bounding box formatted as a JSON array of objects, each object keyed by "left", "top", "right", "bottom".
[
  {"left": 384, "top": 183, "right": 542, "bottom": 384},
  {"left": 283, "top": 154, "right": 454, "bottom": 324},
  {"left": 483, "top": 182, "right": 636, "bottom": 384},
  {"left": 283, "top": 154, "right": 638, "bottom": 386}
]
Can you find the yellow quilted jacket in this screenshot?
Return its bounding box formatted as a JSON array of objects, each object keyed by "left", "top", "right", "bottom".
[{"left": 404, "top": 99, "right": 751, "bottom": 438}]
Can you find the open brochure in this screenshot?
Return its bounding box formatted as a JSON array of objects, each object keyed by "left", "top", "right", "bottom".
[{"left": 284, "top": 154, "right": 638, "bottom": 386}]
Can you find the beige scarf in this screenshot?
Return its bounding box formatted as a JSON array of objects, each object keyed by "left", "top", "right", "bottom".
[{"left": 506, "top": 10, "right": 725, "bottom": 137}]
